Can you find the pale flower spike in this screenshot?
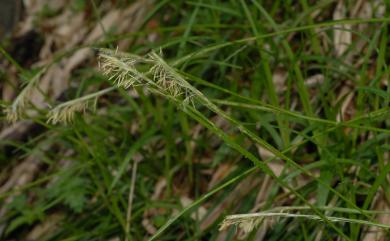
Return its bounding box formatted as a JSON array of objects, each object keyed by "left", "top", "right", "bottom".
[
  {"left": 99, "top": 54, "right": 140, "bottom": 89},
  {"left": 220, "top": 210, "right": 390, "bottom": 234},
  {"left": 5, "top": 68, "right": 46, "bottom": 123},
  {"left": 4, "top": 108, "right": 19, "bottom": 123},
  {"left": 46, "top": 87, "right": 114, "bottom": 125},
  {"left": 149, "top": 60, "right": 182, "bottom": 98},
  {"left": 47, "top": 100, "right": 93, "bottom": 125},
  {"left": 98, "top": 49, "right": 194, "bottom": 105},
  {"left": 147, "top": 52, "right": 187, "bottom": 98}
]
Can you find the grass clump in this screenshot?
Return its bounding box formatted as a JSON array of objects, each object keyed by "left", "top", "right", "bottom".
[{"left": 1, "top": 1, "right": 390, "bottom": 241}]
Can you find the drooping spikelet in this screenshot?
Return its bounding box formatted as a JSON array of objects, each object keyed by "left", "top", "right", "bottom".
[
  {"left": 149, "top": 56, "right": 183, "bottom": 98},
  {"left": 46, "top": 87, "right": 114, "bottom": 124},
  {"left": 219, "top": 209, "right": 390, "bottom": 234},
  {"left": 4, "top": 68, "right": 46, "bottom": 123},
  {"left": 99, "top": 49, "right": 145, "bottom": 89},
  {"left": 145, "top": 51, "right": 210, "bottom": 109},
  {"left": 220, "top": 215, "right": 264, "bottom": 233},
  {"left": 47, "top": 99, "right": 95, "bottom": 124},
  {"left": 98, "top": 49, "right": 195, "bottom": 105}
]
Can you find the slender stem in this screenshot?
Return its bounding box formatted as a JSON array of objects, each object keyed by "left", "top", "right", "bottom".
[
  {"left": 223, "top": 212, "right": 390, "bottom": 229},
  {"left": 125, "top": 160, "right": 139, "bottom": 241},
  {"left": 52, "top": 86, "right": 116, "bottom": 109}
]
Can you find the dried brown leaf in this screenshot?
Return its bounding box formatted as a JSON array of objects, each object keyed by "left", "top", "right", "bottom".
[
  {"left": 333, "top": 1, "right": 352, "bottom": 57},
  {"left": 200, "top": 176, "right": 261, "bottom": 231},
  {"left": 25, "top": 213, "right": 64, "bottom": 241},
  {"left": 362, "top": 192, "right": 390, "bottom": 241},
  {"left": 208, "top": 164, "right": 237, "bottom": 190},
  {"left": 180, "top": 196, "right": 207, "bottom": 220},
  {"left": 272, "top": 68, "right": 288, "bottom": 93}
]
